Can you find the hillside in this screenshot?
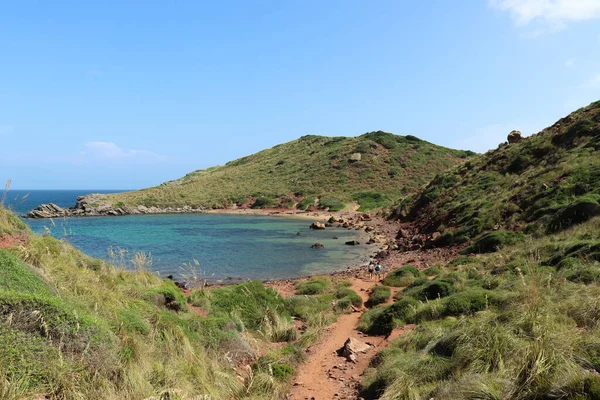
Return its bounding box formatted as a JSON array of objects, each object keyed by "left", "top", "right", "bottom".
[
  {"left": 394, "top": 100, "right": 600, "bottom": 248},
  {"left": 63, "top": 132, "right": 472, "bottom": 216},
  {"left": 0, "top": 205, "right": 368, "bottom": 399}
]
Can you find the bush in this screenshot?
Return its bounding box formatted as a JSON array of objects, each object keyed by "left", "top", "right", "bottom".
[
  {"left": 358, "top": 297, "right": 420, "bottom": 336},
  {"left": 202, "top": 281, "right": 290, "bottom": 332},
  {"left": 460, "top": 230, "right": 524, "bottom": 254},
  {"left": 319, "top": 197, "right": 345, "bottom": 212},
  {"left": 365, "top": 286, "right": 391, "bottom": 308},
  {"left": 252, "top": 196, "right": 276, "bottom": 209},
  {"left": 415, "top": 281, "right": 457, "bottom": 301},
  {"left": 296, "top": 278, "right": 329, "bottom": 295},
  {"left": 547, "top": 199, "right": 600, "bottom": 233},
  {"left": 352, "top": 191, "right": 390, "bottom": 211},
  {"left": 383, "top": 265, "right": 423, "bottom": 287},
  {"left": 335, "top": 287, "right": 363, "bottom": 308},
  {"left": 443, "top": 290, "right": 489, "bottom": 316},
  {"left": 423, "top": 267, "right": 442, "bottom": 276},
  {"left": 298, "top": 198, "right": 315, "bottom": 210}
]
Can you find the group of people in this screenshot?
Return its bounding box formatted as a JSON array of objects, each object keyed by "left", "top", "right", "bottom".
[{"left": 367, "top": 261, "right": 385, "bottom": 281}]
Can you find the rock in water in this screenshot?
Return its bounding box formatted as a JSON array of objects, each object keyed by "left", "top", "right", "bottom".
[
  {"left": 507, "top": 130, "right": 522, "bottom": 144},
  {"left": 309, "top": 221, "right": 326, "bottom": 230},
  {"left": 345, "top": 240, "right": 360, "bottom": 246},
  {"left": 311, "top": 243, "right": 324, "bottom": 249},
  {"left": 27, "top": 203, "right": 67, "bottom": 218}
]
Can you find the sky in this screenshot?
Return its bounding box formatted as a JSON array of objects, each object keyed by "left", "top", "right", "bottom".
[{"left": 1, "top": 0, "right": 600, "bottom": 190}]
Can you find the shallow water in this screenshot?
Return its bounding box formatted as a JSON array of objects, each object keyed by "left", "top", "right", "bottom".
[{"left": 25, "top": 213, "right": 372, "bottom": 281}]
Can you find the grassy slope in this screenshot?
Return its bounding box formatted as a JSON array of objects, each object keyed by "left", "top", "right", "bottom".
[
  {"left": 360, "top": 217, "right": 600, "bottom": 399},
  {"left": 395, "top": 100, "right": 600, "bottom": 244},
  {"left": 100, "top": 132, "right": 473, "bottom": 211},
  {"left": 360, "top": 101, "right": 600, "bottom": 399},
  {"left": 0, "top": 205, "right": 360, "bottom": 399}
]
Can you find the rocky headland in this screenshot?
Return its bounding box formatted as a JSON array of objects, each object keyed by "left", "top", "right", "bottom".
[{"left": 26, "top": 194, "right": 203, "bottom": 218}]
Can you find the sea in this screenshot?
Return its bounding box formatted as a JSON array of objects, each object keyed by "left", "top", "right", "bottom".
[{"left": 3, "top": 190, "right": 373, "bottom": 281}]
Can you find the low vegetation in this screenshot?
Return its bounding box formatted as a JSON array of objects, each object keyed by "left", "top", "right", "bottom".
[
  {"left": 383, "top": 265, "right": 424, "bottom": 287},
  {"left": 396, "top": 100, "right": 600, "bottom": 244},
  {"left": 0, "top": 206, "right": 358, "bottom": 399},
  {"left": 360, "top": 217, "right": 600, "bottom": 399},
  {"left": 91, "top": 132, "right": 472, "bottom": 212},
  {"left": 365, "top": 285, "right": 391, "bottom": 308}
]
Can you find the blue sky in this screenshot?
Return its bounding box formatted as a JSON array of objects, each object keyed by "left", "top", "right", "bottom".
[{"left": 1, "top": 0, "right": 599, "bottom": 190}]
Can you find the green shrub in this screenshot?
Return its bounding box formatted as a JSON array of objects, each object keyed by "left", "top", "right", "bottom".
[
  {"left": 117, "top": 310, "right": 150, "bottom": 335},
  {"left": 203, "top": 281, "right": 290, "bottom": 332},
  {"left": 415, "top": 281, "right": 457, "bottom": 301},
  {"left": 0, "top": 249, "right": 53, "bottom": 296},
  {"left": 144, "top": 282, "right": 188, "bottom": 312},
  {"left": 443, "top": 290, "right": 489, "bottom": 316},
  {"left": 423, "top": 266, "right": 442, "bottom": 276},
  {"left": 319, "top": 197, "right": 345, "bottom": 211},
  {"left": 383, "top": 265, "right": 423, "bottom": 287},
  {"left": 365, "top": 286, "right": 391, "bottom": 308},
  {"left": 252, "top": 196, "right": 276, "bottom": 209},
  {"left": 298, "top": 198, "right": 315, "bottom": 210},
  {"left": 358, "top": 297, "right": 420, "bottom": 335},
  {"left": 296, "top": 278, "right": 329, "bottom": 295},
  {"left": 352, "top": 191, "right": 390, "bottom": 211},
  {"left": 460, "top": 230, "right": 524, "bottom": 254},
  {"left": 335, "top": 287, "right": 363, "bottom": 308},
  {"left": 272, "top": 362, "right": 294, "bottom": 379},
  {"left": 547, "top": 199, "right": 600, "bottom": 233},
  {"left": 285, "top": 295, "right": 333, "bottom": 321}
]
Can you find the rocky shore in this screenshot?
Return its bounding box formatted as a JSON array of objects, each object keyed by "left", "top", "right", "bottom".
[{"left": 26, "top": 194, "right": 203, "bottom": 219}]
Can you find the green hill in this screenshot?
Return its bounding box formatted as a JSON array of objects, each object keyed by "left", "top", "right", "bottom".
[
  {"left": 395, "top": 100, "right": 600, "bottom": 246},
  {"left": 98, "top": 132, "right": 473, "bottom": 213}
]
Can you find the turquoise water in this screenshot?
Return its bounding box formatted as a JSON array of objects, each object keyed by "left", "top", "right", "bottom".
[
  {"left": 24, "top": 213, "right": 372, "bottom": 281},
  {"left": 5, "top": 190, "right": 373, "bottom": 280}
]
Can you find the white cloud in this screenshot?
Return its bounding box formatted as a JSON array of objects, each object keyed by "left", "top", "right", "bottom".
[
  {"left": 82, "top": 142, "right": 166, "bottom": 162},
  {"left": 490, "top": 0, "right": 600, "bottom": 28}
]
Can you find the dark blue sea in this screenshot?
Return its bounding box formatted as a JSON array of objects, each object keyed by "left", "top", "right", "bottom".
[{"left": 3, "top": 190, "right": 372, "bottom": 281}]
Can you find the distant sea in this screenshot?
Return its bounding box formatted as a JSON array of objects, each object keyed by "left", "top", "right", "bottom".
[{"left": 3, "top": 190, "right": 372, "bottom": 281}]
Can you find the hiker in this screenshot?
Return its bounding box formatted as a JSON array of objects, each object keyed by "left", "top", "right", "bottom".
[
  {"left": 368, "top": 262, "right": 374, "bottom": 280},
  {"left": 375, "top": 263, "right": 382, "bottom": 281}
]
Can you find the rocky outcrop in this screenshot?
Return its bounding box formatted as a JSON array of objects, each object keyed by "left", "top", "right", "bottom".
[
  {"left": 349, "top": 153, "right": 362, "bottom": 162},
  {"left": 26, "top": 194, "right": 205, "bottom": 219},
  {"left": 311, "top": 243, "right": 325, "bottom": 249},
  {"left": 309, "top": 221, "right": 326, "bottom": 230},
  {"left": 27, "top": 203, "right": 68, "bottom": 218},
  {"left": 507, "top": 130, "right": 522, "bottom": 144}
]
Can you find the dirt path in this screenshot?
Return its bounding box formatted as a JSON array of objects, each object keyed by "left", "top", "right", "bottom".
[{"left": 287, "top": 277, "right": 411, "bottom": 400}]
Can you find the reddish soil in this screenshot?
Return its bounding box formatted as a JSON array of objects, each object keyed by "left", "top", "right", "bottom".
[
  {"left": 277, "top": 276, "right": 412, "bottom": 400},
  {"left": 0, "top": 233, "right": 27, "bottom": 249}
]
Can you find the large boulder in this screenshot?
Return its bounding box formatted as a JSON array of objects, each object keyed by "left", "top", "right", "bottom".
[
  {"left": 349, "top": 153, "right": 362, "bottom": 162},
  {"left": 507, "top": 130, "right": 522, "bottom": 144},
  {"left": 337, "top": 337, "right": 371, "bottom": 362}
]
